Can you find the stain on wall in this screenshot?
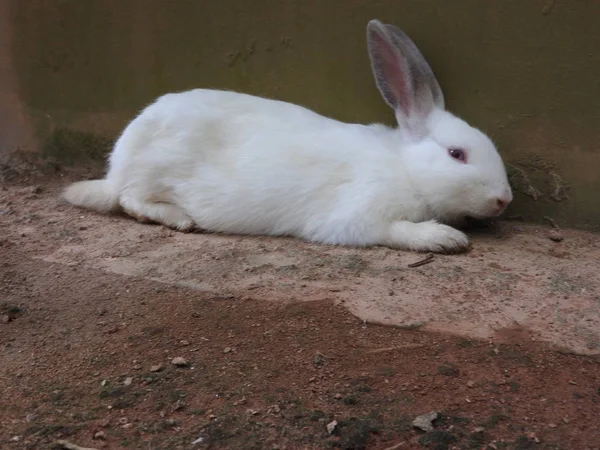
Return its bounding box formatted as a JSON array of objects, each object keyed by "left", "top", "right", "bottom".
[
  {"left": 2, "top": 0, "right": 599, "bottom": 230},
  {"left": 0, "top": 0, "right": 36, "bottom": 161}
]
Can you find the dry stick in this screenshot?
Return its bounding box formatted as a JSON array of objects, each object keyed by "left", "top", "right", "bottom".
[
  {"left": 56, "top": 441, "right": 99, "bottom": 450},
  {"left": 543, "top": 216, "right": 559, "bottom": 229},
  {"left": 408, "top": 253, "right": 434, "bottom": 268}
]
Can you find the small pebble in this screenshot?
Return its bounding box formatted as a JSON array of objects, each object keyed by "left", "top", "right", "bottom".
[
  {"left": 94, "top": 430, "right": 107, "bottom": 440},
  {"left": 413, "top": 411, "right": 438, "bottom": 432},
  {"left": 172, "top": 400, "right": 186, "bottom": 411},
  {"left": 267, "top": 404, "right": 281, "bottom": 414},
  {"left": 100, "top": 418, "right": 111, "bottom": 427},
  {"left": 326, "top": 420, "right": 338, "bottom": 434},
  {"left": 123, "top": 377, "right": 133, "bottom": 386},
  {"left": 223, "top": 347, "right": 232, "bottom": 354},
  {"left": 150, "top": 364, "right": 164, "bottom": 372},
  {"left": 548, "top": 230, "right": 564, "bottom": 242},
  {"left": 171, "top": 357, "right": 188, "bottom": 367}
]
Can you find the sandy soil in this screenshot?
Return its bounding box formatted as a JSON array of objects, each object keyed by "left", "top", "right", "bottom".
[{"left": 1, "top": 164, "right": 599, "bottom": 449}]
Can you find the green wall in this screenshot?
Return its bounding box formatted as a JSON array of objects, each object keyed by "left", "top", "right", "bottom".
[{"left": 4, "top": 0, "right": 600, "bottom": 230}]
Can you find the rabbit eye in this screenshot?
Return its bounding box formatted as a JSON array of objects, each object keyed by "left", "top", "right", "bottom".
[{"left": 448, "top": 147, "right": 467, "bottom": 163}]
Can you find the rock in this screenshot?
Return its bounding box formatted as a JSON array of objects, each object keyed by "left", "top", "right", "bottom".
[
  {"left": 171, "top": 357, "right": 188, "bottom": 367},
  {"left": 172, "top": 400, "right": 186, "bottom": 412},
  {"left": 548, "top": 230, "right": 564, "bottom": 242},
  {"left": 334, "top": 393, "right": 343, "bottom": 400},
  {"left": 1, "top": 315, "right": 10, "bottom": 324},
  {"left": 326, "top": 420, "right": 338, "bottom": 435},
  {"left": 412, "top": 411, "right": 438, "bottom": 432},
  {"left": 466, "top": 381, "right": 475, "bottom": 388},
  {"left": 223, "top": 347, "right": 232, "bottom": 354},
  {"left": 25, "top": 413, "right": 37, "bottom": 422},
  {"left": 149, "top": 364, "right": 164, "bottom": 372},
  {"left": 313, "top": 353, "right": 325, "bottom": 365},
  {"left": 437, "top": 365, "right": 459, "bottom": 377},
  {"left": 267, "top": 404, "right": 281, "bottom": 414},
  {"left": 233, "top": 397, "right": 247, "bottom": 406},
  {"left": 99, "top": 418, "right": 111, "bottom": 428},
  {"left": 123, "top": 377, "right": 133, "bottom": 386},
  {"left": 94, "top": 431, "right": 107, "bottom": 440}
]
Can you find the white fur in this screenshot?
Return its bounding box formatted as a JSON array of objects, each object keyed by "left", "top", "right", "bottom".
[{"left": 62, "top": 20, "right": 512, "bottom": 253}]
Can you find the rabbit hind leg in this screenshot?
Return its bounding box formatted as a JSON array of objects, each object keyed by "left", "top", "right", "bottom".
[{"left": 120, "top": 190, "right": 195, "bottom": 232}]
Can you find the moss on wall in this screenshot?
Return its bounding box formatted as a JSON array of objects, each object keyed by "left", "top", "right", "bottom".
[
  {"left": 6, "top": 0, "right": 600, "bottom": 230},
  {"left": 43, "top": 128, "right": 113, "bottom": 163}
]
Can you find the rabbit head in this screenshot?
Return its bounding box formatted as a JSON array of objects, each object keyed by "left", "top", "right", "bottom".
[{"left": 367, "top": 20, "right": 512, "bottom": 221}]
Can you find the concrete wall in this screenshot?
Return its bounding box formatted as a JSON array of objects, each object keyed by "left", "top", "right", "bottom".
[{"left": 2, "top": 0, "right": 599, "bottom": 230}]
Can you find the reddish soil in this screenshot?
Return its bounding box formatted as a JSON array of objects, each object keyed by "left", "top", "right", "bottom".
[{"left": 1, "top": 162, "right": 599, "bottom": 450}]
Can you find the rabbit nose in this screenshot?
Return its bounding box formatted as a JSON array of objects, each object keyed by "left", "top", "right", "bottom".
[{"left": 495, "top": 196, "right": 511, "bottom": 211}]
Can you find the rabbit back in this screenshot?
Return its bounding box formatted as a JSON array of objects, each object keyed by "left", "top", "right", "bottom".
[{"left": 106, "top": 89, "right": 410, "bottom": 244}]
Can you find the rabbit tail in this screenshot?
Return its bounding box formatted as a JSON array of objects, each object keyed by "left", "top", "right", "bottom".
[{"left": 62, "top": 179, "right": 119, "bottom": 213}]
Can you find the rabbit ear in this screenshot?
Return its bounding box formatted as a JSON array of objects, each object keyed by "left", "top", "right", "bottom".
[
  {"left": 382, "top": 24, "right": 445, "bottom": 110},
  {"left": 367, "top": 20, "right": 444, "bottom": 136}
]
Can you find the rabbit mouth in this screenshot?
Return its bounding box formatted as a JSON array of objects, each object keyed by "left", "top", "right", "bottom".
[{"left": 467, "top": 208, "right": 504, "bottom": 220}]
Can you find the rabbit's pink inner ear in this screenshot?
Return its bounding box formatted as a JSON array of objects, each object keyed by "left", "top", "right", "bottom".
[{"left": 369, "top": 30, "right": 413, "bottom": 114}]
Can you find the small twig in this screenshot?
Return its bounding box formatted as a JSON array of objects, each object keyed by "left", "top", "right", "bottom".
[
  {"left": 408, "top": 253, "right": 434, "bottom": 268},
  {"left": 504, "top": 214, "right": 523, "bottom": 221},
  {"left": 383, "top": 442, "right": 406, "bottom": 450},
  {"left": 367, "top": 345, "right": 423, "bottom": 354},
  {"left": 56, "top": 440, "right": 99, "bottom": 450},
  {"left": 543, "top": 216, "right": 559, "bottom": 229}
]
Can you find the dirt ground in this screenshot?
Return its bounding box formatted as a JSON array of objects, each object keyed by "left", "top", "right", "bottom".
[{"left": 1, "top": 161, "right": 599, "bottom": 450}]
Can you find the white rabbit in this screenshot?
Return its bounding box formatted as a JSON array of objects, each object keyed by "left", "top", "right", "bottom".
[{"left": 62, "top": 19, "right": 512, "bottom": 253}]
